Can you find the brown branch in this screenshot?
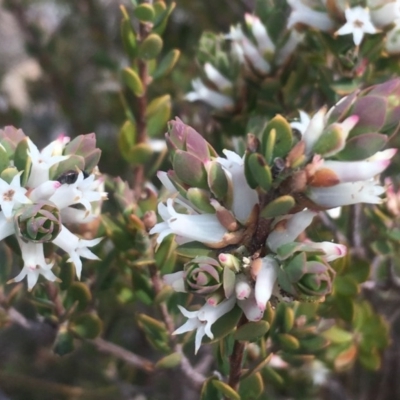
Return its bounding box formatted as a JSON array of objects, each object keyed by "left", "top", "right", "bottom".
[
  {"left": 90, "top": 337, "right": 155, "bottom": 373},
  {"left": 227, "top": 314, "right": 248, "bottom": 393}
]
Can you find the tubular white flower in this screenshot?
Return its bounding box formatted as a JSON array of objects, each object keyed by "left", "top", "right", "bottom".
[
  {"left": 237, "top": 292, "right": 265, "bottom": 321},
  {"left": 227, "top": 25, "right": 271, "bottom": 74},
  {"left": 204, "top": 63, "right": 232, "bottom": 91},
  {"left": 0, "top": 172, "right": 30, "bottom": 220},
  {"left": 235, "top": 273, "right": 252, "bottom": 299},
  {"left": 52, "top": 225, "right": 102, "bottom": 279},
  {"left": 157, "top": 171, "right": 179, "bottom": 195},
  {"left": 26, "top": 138, "right": 69, "bottom": 188},
  {"left": 0, "top": 213, "right": 15, "bottom": 241},
  {"left": 308, "top": 181, "right": 386, "bottom": 208},
  {"left": 60, "top": 207, "right": 97, "bottom": 224},
  {"left": 186, "top": 78, "right": 234, "bottom": 110},
  {"left": 29, "top": 181, "right": 61, "bottom": 202},
  {"left": 150, "top": 198, "right": 228, "bottom": 245},
  {"left": 49, "top": 173, "right": 105, "bottom": 212},
  {"left": 302, "top": 241, "right": 347, "bottom": 262},
  {"left": 267, "top": 210, "right": 316, "bottom": 253},
  {"left": 370, "top": 1, "right": 400, "bottom": 28},
  {"left": 9, "top": 240, "right": 57, "bottom": 290},
  {"left": 245, "top": 14, "right": 275, "bottom": 54},
  {"left": 173, "top": 297, "right": 236, "bottom": 354},
  {"left": 254, "top": 256, "right": 278, "bottom": 311},
  {"left": 163, "top": 271, "right": 187, "bottom": 292},
  {"left": 336, "top": 6, "right": 378, "bottom": 46},
  {"left": 290, "top": 110, "right": 311, "bottom": 135},
  {"left": 320, "top": 157, "right": 393, "bottom": 183},
  {"left": 303, "top": 107, "right": 327, "bottom": 154},
  {"left": 287, "top": 0, "right": 335, "bottom": 32},
  {"left": 276, "top": 30, "right": 304, "bottom": 65},
  {"left": 216, "top": 150, "right": 259, "bottom": 224}
]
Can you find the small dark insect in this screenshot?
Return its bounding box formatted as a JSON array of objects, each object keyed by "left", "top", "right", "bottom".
[{"left": 56, "top": 170, "right": 89, "bottom": 185}]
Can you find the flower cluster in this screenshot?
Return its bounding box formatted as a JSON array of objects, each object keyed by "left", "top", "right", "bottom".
[
  {"left": 186, "top": 11, "right": 303, "bottom": 112},
  {"left": 0, "top": 127, "right": 106, "bottom": 290},
  {"left": 288, "top": 0, "right": 400, "bottom": 51},
  {"left": 150, "top": 81, "right": 397, "bottom": 353}
]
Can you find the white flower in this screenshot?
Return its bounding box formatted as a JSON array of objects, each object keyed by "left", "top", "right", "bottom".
[
  {"left": 267, "top": 210, "right": 317, "bottom": 253},
  {"left": 336, "top": 6, "right": 378, "bottom": 46},
  {"left": 369, "top": 0, "right": 400, "bottom": 28},
  {"left": 0, "top": 212, "right": 15, "bottom": 241},
  {"left": 49, "top": 172, "right": 105, "bottom": 212},
  {"left": 290, "top": 110, "right": 311, "bottom": 135},
  {"left": 29, "top": 181, "right": 61, "bottom": 202},
  {"left": 204, "top": 63, "right": 232, "bottom": 91},
  {"left": 186, "top": 78, "right": 234, "bottom": 110},
  {"left": 9, "top": 239, "right": 57, "bottom": 290},
  {"left": 308, "top": 181, "right": 386, "bottom": 208},
  {"left": 235, "top": 274, "right": 252, "bottom": 300},
  {"left": 237, "top": 291, "right": 265, "bottom": 321},
  {"left": 163, "top": 271, "right": 186, "bottom": 292},
  {"left": 244, "top": 14, "right": 275, "bottom": 55},
  {"left": 150, "top": 198, "right": 228, "bottom": 245},
  {"left": 0, "top": 172, "right": 30, "bottom": 220},
  {"left": 216, "top": 150, "right": 259, "bottom": 224},
  {"left": 26, "top": 137, "right": 69, "bottom": 188},
  {"left": 287, "top": 0, "right": 335, "bottom": 32},
  {"left": 298, "top": 241, "right": 347, "bottom": 262},
  {"left": 254, "top": 256, "right": 278, "bottom": 311},
  {"left": 276, "top": 30, "right": 304, "bottom": 65},
  {"left": 227, "top": 25, "right": 271, "bottom": 74},
  {"left": 173, "top": 297, "right": 236, "bottom": 354},
  {"left": 52, "top": 225, "right": 102, "bottom": 279}
]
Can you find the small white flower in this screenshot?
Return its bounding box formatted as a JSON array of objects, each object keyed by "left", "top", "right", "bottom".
[
  {"left": 369, "top": 0, "right": 400, "bottom": 28},
  {"left": 9, "top": 239, "right": 57, "bottom": 290},
  {"left": 336, "top": 6, "right": 378, "bottom": 46},
  {"left": 0, "top": 172, "right": 30, "bottom": 220},
  {"left": 290, "top": 110, "right": 311, "bottom": 135},
  {"left": 26, "top": 138, "right": 69, "bottom": 188},
  {"left": 150, "top": 198, "right": 228, "bottom": 245},
  {"left": 267, "top": 210, "right": 317, "bottom": 253},
  {"left": 237, "top": 291, "right": 265, "bottom": 321},
  {"left": 163, "top": 271, "right": 186, "bottom": 292},
  {"left": 52, "top": 225, "right": 102, "bottom": 279},
  {"left": 0, "top": 212, "right": 15, "bottom": 241},
  {"left": 186, "top": 78, "right": 234, "bottom": 110},
  {"left": 245, "top": 14, "right": 275, "bottom": 55},
  {"left": 204, "top": 63, "right": 232, "bottom": 91},
  {"left": 173, "top": 297, "right": 236, "bottom": 354},
  {"left": 216, "top": 150, "right": 259, "bottom": 224},
  {"left": 287, "top": 0, "right": 335, "bottom": 32},
  {"left": 254, "top": 256, "right": 278, "bottom": 311},
  {"left": 308, "top": 181, "right": 386, "bottom": 208}
]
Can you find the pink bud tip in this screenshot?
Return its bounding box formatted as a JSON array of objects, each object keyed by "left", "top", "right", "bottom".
[
  {"left": 218, "top": 254, "right": 227, "bottom": 262},
  {"left": 207, "top": 299, "right": 217, "bottom": 306},
  {"left": 257, "top": 302, "right": 266, "bottom": 312},
  {"left": 54, "top": 182, "right": 61, "bottom": 188}
]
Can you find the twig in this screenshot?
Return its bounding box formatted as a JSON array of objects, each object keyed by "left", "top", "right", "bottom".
[
  {"left": 227, "top": 314, "right": 248, "bottom": 393},
  {"left": 90, "top": 337, "right": 155, "bottom": 373},
  {"left": 148, "top": 263, "right": 206, "bottom": 390}
]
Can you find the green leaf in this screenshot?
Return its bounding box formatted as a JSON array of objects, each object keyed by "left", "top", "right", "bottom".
[
  {"left": 176, "top": 241, "right": 216, "bottom": 259},
  {"left": 120, "top": 14, "right": 137, "bottom": 59},
  {"left": 239, "top": 372, "right": 264, "bottom": 400},
  {"left": 13, "top": 137, "right": 31, "bottom": 186},
  {"left": 276, "top": 333, "right": 300, "bottom": 350},
  {"left": 127, "top": 143, "right": 153, "bottom": 165},
  {"left": 152, "top": 49, "right": 180, "bottom": 79},
  {"left": 53, "top": 328, "right": 74, "bottom": 356},
  {"left": 358, "top": 347, "right": 381, "bottom": 370},
  {"left": 322, "top": 326, "right": 353, "bottom": 344},
  {"left": 248, "top": 153, "right": 272, "bottom": 191},
  {"left": 153, "top": 2, "right": 175, "bottom": 35},
  {"left": 334, "top": 276, "right": 359, "bottom": 297},
  {"left": 155, "top": 234, "right": 177, "bottom": 274},
  {"left": 139, "top": 33, "right": 163, "bottom": 60},
  {"left": 335, "top": 133, "right": 387, "bottom": 160},
  {"left": 134, "top": 3, "right": 155, "bottom": 22},
  {"left": 0, "top": 145, "right": 9, "bottom": 174},
  {"left": 137, "top": 313, "right": 170, "bottom": 353},
  {"left": 65, "top": 282, "right": 92, "bottom": 313},
  {"left": 70, "top": 313, "right": 103, "bottom": 339},
  {"left": 261, "top": 114, "right": 293, "bottom": 160},
  {"left": 212, "top": 381, "right": 240, "bottom": 400},
  {"left": 122, "top": 67, "right": 144, "bottom": 96},
  {"left": 260, "top": 195, "right": 295, "bottom": 218},
  {"left": 200, "top": 377, "right": 221, "bottom": 400},
  {"left": 234, "top": 321, "right": 270, "bottom": 341},
  {"left": 118, "top": 120, "right": 137, "bottom": 162},
  {"left": 155, "top": 352, "right": 182, "bottom": 369},
  {"left": 145, "top": 95, "right": 171, "bottom": 137}
]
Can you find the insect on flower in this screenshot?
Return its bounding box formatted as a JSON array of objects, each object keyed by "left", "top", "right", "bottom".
[{"left": 56, "top": 170, "right": 89, "bottom": 185}]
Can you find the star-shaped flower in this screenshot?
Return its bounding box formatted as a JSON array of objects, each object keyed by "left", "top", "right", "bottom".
[
  {"left": 0, "top": 172, "right": 30, "bottom": 220},
  {"left": 336, "top": 6, "right": 378, "bottom": 46}
]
